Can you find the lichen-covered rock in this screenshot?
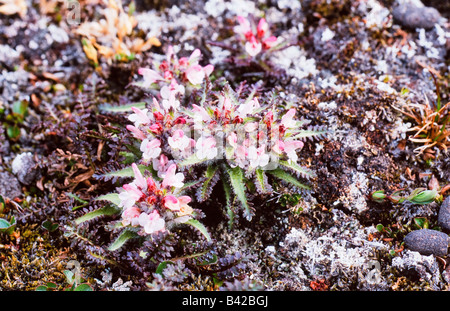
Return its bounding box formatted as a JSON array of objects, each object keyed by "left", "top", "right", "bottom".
[
  {"left": 0, "top": 171, "right": 22, "bottom": 199},
  {"left": 404, "top": 229, "right": 449, "bottom": 257},
  {"left": 392, "top": 0, "right": 441, "bottom": 30},
  {"left": 438, "top": 196, "right": 450, "bottom": 232}
]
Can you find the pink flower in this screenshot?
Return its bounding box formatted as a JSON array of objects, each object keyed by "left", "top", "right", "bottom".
[
  {"left": 257, "top": 18, "right": 269, "bottom": 38},
  {"left": 280, "top": 108, "right": 297, "bottom": 128},
  {"left": 284, "top": 140, "right": 304, "bottom": 163},
  {"left": 177, "top": 196, "right": 193, "bottom": 217},
  {"left": 195, "top": 136, "right": 218, "bottom": 160},
  {"left": 248, "top": 144, "right": 270, "bottom": 168},
  {"left": 119, "top": 183, "right": 144, "bottom": 209},
  {"left": 187, "top": 64, "right": 212, "bottom": 85},
  {"left": 245, "top": 36, "right": 262, "bottom": 57},
  {"left": 272, "top": 140, "right": 285, "bottom": 154},
  {"left": 192, "top": 104, "right": 211, "bottom": 123},
  {"left": 163, "top": 195, "right": 180, "bottom": 211},
  {"left": 138, "top": 68, "right": 163, "bottom": 88},
  {"left": 244, "top": 122, "right": 259, "bottom": 132},
  {"left": 138, "top": 210, "right": 165, "bottom": 234},
  {"left": 227, "top": 132, "right": 238, "bottom": 149},
  {"left": 162, "top": 164, "right": 184, "bottom": 189},
  {"left": 188, "top": 49, "right": 201, "bottom": 63},
  {"left": 237, "top": 98, "right": 259, "bottom": 117},
  {"left": 128, "top": 107, "right": 150, "bottom": 128},
  {"left": 168, "top": 129, "right": 191, "bottom": 150},
  {"left": 262, "top": 36, "right": 278, "bottom": 49},
  {"left": 140, "top": 138, "right": 161, "bottom": 160},
  {"left": 152, "top": 154, "right": 173, "bottom": 178},
  {"left": 126, "top": 125, "right": 146, "bottom": 140},
  {"left": 185, "top": 65, "right": 204, "bottom": 85},
  {"left": 122, "top": 206, "right": 141, "bottom": 226},
  {"left": 235, "top": 16, "right": 253, "bottom": 40},
  {"left": 131, "top": 163, "right": 147, "bottom": 191}
]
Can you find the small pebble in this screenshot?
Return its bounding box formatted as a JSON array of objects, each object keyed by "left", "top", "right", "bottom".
[
  {"left": 11, "top": 152, "right": 38, "bottom": 185},
  {"left": 392, "top": 1, "right": 441, "bottom": 30},
  {"left": 404, "top": 229, "right": 449, "bottom": 257},
  {"left": 438, "top": 196, "right": 450, "bottom": 232}
]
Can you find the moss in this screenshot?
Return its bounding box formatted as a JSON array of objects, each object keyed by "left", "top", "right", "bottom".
[{"left": 0, "top": 223, "right": 69, "bottom": 290}]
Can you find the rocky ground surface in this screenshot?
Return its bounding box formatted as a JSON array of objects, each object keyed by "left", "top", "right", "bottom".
[{"left": 0, "top": 0, "right": 449, "bottom": 291}]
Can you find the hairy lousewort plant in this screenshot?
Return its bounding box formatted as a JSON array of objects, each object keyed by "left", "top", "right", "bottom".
[
  {"left": 127, "top": 81, "right": 327, "bottom": 221},
  {"left": 234, "top": 16, "right": 280, "bottom": 58},
  {"left": 76, "top": 163, "right": 210, "bottom": 252},
  {"left": 134, "top": 45, "right": 214, "bottom": 94}
]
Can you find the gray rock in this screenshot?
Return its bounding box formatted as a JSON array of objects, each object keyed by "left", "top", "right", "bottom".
[
  {"left": 11, "top": 152, "right": 38, "bottom": 185},
  {"left": 0, "top": 171, "right": 22, "bottom": 199},
  {"left": 438, "top": 196, "right": 450, "bottom": 232},
  {"left": 404, "top": 229, "right": 449, "bottom": 257},
  {"left": 392, "top": 1, "right": 441, "bottom": 30}
]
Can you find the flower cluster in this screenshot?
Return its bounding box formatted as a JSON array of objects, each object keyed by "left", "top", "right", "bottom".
[
  {"left": 118, "top": 163, "right": 194, "bottom": 235},
  {"left": 135, "top": 46, "right": 214, "bottom": 93},
  {"left": 234, "top": 16, "right": 279, "bottom": 57},
  {"left": 127, "top": 86, "right": 307, "bottom": 175}
]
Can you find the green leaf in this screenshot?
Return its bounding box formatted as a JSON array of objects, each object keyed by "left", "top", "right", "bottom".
[
  {"left": 99, "top": 102, "right": 146, "bottom": 113},
  {"left": 66, "top": 193, "right": 88, "bottom": 204},
  {"left": 222, "top": 180, "right": 234, "bottom": 229},
  {"left": 95, "top": 193, "right": 121, "bottom": 206},
  {"left": 155, "top": 261, "right": 174, "bottom": 276},
  {"left": 198, "top": 165, "right": 218, "bottom": 202},
  {"left": 414, "top": 217, "right": 429, "bottom": 229},
  {"left": 227, "top": 166, "right": 252, "bottom": 221},
  {"left": 178, "top": 154, "right": 208, "bottom": 168},
  {"left": 12, "top": 100, "right": 28, "bottom": 116},
  {"left": 267, "top": 168, "right": 310, "bottom": 190},
  {"left": 6, "top": 125, "right": 21, "bottom": 140},
  {"left": 35, "top": 285, "right": 49, "bottom": 291},
  {"left": 100, "top": 164, "right": 154, "bottom": 179},
  {"left": 108, "top": 228, "right": 139, "bottom": 251},
  {"left": 64, "top": 270, "right": 75, "bottom": 285},
  {"left": 185, "top": 219, "right": 211, "bottom": 241},
  {"left": 279, "top": 160, "right": 316, "bottom": 179},
  {"left": 0, "top": 216, "right": 16, "bottom": 234},
  {"left": 254, "top": 168, "right": 271, "bottom": 194},
  {"left": 74, "top": 205, "right": 120, "bottom": 225},
  {"left": 74, "top": 284, "right": 93, "bottom": 291},
  {"left": 291, "top": 128, "right": 328, "bottom": 141},
  {"left": 198, "top": 254, "right": 218, "bottom": 266},
  {"left": 406, "top": 189, "right": 438, "bottom": 205},
  {"left": 41, "top": 220, "right": 59, "bottom": 232},
  {"left": 46, "top": 282, "right": 57, "bottom": 289}
]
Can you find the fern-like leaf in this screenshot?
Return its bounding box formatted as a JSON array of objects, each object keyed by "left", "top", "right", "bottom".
[
  {"left": 108, "top": 228, "right": 140, "bottom": 251},
  {"left": 279, "top": 160, "right": 316, "bottom": 179},
  {"left": 292, "top": 125, "right": 328, "bottom": 141},
  {"left": 74, "top": 205, "right": 121, "bottom": 225},
  {"left": 185, "top": 219, "right": 211, "bottom": 241},
  {"left": 254, "top": 168, "right": 273, "bottom": 194},
  {"left": 99, "top": 102, "right": 146, "bottom": 113},
  {"left": 267, "top": 168, "right": 310, "bottom": 190},
  {"left": 95, "top": 193, "right": 120, "bottom": 206},
  {"left": 178, "top": 154, "right": 209, "bottom": 168},
  {"left": 222, "top": 179, "right": 235, "bottom": 229},
  {"left": 226, "top": 166, "right": 253, "bottom": 221},
  {"left": 196, "top": 165, "right": 219, "bottom": 202}
]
